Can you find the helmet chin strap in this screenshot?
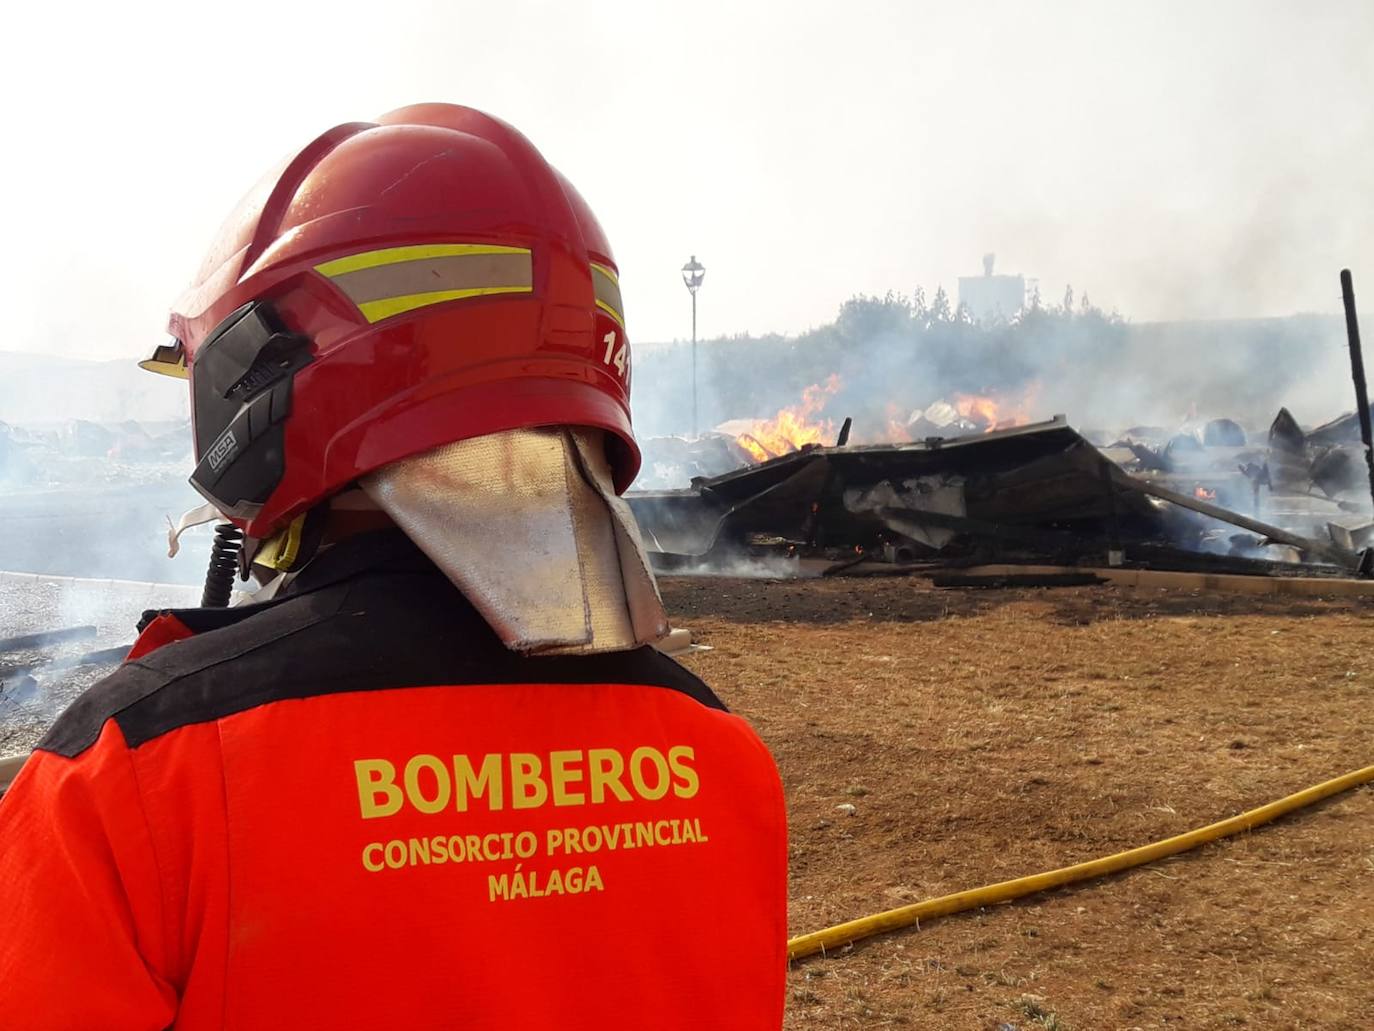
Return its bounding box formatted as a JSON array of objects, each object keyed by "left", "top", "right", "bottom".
[
  {"left": 165, "top": 502, "right": 228, "bottom": 558},
  {"left": 164, "top": 492, "right": 363, "bottom": 601},
  {"left": 362, "top": 428, "right": 669, "bottom": 655}
]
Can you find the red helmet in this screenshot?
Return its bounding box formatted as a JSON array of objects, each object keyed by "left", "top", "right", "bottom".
[{"left": 146, "top": 103, "right": 636, "bottom": 538}]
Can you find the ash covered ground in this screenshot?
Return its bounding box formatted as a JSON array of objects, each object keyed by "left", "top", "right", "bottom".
[
  {"left": 0, "top": 574, "right": 197, "bottom": 754},
  {"left": 0, "top": 423, "right": 209, "bottom": 754}
]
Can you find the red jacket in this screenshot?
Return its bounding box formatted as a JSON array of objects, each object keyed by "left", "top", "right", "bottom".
[{"left": 0, "top": 533, "right": 788, "bottom": 1029}]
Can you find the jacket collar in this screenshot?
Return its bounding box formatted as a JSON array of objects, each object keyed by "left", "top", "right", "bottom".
[{"left": 138, "top": 529, "right": 435, "bottom": 635}]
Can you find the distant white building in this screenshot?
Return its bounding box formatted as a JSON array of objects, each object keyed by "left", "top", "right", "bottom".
[{"left": 958, "top": 253, "right": 1025, "bottom": 323}]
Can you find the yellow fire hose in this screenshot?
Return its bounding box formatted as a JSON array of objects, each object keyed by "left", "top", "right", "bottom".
[{"left": 788, "top": 762, "right": 1374, "bottom": 961}]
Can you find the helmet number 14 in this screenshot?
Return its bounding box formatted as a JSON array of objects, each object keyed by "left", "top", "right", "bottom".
[{"left": 602, "top": 331, "right": 628, "bottom": 379}]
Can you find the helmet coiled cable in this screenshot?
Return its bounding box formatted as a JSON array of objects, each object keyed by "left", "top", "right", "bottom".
[{"left": 201, "top": 524, "right": 245, "bottom": 608}]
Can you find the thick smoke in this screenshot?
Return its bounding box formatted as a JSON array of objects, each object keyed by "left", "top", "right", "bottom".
[
  {"left": 1, "top": 352, "right": 200, "bottom": 564},
  {"left": 630, "top": 292, "right": 1364, "bottom": 465}
]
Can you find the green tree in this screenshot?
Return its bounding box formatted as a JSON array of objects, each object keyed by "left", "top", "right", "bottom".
[
  {"left": 929, "top": 286, "right": 952, "bottom": 323},
  {"left": 836, "top": 292, "right": 911, "bottom": 342}
]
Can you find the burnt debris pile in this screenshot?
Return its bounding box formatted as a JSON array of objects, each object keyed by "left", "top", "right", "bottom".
[{"left": 627, "top": 413, "right": 1374, "bottom": 579}]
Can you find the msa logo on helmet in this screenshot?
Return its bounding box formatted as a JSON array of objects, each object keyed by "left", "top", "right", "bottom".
[
  {"left": 206, "top": 430, "right": 239, "bottom": 472},
  {"left": 188, "top": 301, "right": 309, "bottom": 515}
]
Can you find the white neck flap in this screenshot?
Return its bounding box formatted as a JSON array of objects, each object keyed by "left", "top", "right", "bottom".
[{"left": 361, "top": 428, "right": 668, "bottom": 655}]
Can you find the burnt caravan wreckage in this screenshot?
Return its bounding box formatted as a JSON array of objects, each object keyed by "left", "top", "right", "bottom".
[
  {"left": 1267, "top": 404, "right": 1374, "bottom": 534},
  {"left": 626, "top": 417, "right": 1368, "bottom": 579}
]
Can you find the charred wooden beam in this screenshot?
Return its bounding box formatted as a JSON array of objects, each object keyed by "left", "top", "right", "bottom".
[
  {"left": 835, "top": 417, "right": 853, "bottom": 447},
  {"left": 1116, "top": 472, "right": 1357, "bottom": 567},
  {"left": 0, "top": 625, "right": 97, "bottom": 654},
  {"left": 1340, "top": 269, "right": 1374, "bottom": 515},
  {"left": 0, "top": 643, "right": 130, "bottom": 682}
]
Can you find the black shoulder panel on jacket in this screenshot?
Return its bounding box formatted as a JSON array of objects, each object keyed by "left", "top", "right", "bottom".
[{"left": 37, "top": 565, "right": 723, "bottom": 759}]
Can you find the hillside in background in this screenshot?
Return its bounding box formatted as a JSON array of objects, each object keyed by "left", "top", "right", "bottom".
[
  {"left": 0, "top": 351, "right": 188, "bottom": 426},
  {"left": 2, "top": 299, "right": 1363, "bottom": 450}
]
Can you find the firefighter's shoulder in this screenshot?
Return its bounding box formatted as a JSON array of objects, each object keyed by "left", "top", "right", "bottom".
[
  {"left": 33, "top": 586, "right": 349, "bottom": 759},
  {"left": 35, "top": 577, "right": 727, "bottom": 760}
]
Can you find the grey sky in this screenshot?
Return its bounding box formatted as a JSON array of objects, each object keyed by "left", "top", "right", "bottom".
[{"left": 3, "top": 0, "right": 1370, "bottom": 361}]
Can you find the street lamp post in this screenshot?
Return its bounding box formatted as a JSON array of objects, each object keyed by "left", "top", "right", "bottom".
[{"left": 681, "top": 255, "right": 705, "bottom": 436}]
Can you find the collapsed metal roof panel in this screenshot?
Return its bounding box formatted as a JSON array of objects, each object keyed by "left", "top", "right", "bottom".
[
  {"left": 625, "top": 416, "right": 1363, "bottom": 574},
  {"left": 630, "top": 416, "right": 1078, "bottom": 502}
]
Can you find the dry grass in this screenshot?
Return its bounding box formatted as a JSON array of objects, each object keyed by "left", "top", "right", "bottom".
[{"left": 663, "top": 575, "right": 1374, "bottom": 1029}]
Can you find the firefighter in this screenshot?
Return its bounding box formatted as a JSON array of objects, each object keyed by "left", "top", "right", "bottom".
[{"left": 0, "top": 104, "right": 787, "bottom": 1029}]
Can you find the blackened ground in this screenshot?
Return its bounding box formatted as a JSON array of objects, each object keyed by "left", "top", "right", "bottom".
[
  {"left": 0, "top": 572, "right": 197, "bottom": 753},
  {"left": 662, "top": 575, "right": 1374, "bottom": 1030}
]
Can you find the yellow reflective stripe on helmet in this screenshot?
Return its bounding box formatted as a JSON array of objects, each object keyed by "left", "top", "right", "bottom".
[
  {"left": 316, "top": 243, "right": 534, "bottom": 324},
  {"left": 315, "top": 243, "right": 529, "bottom": 278},
  {"left": 596, "top": 300, "right": 623, "bottom": 327},
  {"left": 357, "top": 285, "right": 534, "bottom": 323},
  {"left": 590, "top": 262, "right": 624, "bottom": 329},
  {"left": 331, "top": 252, "right": 532, "bottom": 307}
]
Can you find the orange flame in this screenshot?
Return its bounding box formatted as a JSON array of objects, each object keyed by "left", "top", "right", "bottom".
[
  {"left": 735, "top": 375, "right": 841, "bottom": 462},
  {"left": 883, "top": 402, "right": 912, "bottom": 444},
  {"left": 953, "top": 382, "right": 1042, "bottom": 433},
  {"left": 954, "top": 394, "right": 1001, "bottom": 428}
]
